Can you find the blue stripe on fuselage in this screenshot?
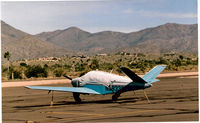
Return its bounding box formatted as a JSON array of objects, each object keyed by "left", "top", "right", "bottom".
[
  {"left": 83, "top": 82, "right": 148, "bottom": 94},
  {"left": 83, "top": 84, "right": 113, "bottom": 94}
]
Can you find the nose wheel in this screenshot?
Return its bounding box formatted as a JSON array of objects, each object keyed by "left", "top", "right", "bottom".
[{"left": 73, "top": 93, "right": 82, "bottom": 103}]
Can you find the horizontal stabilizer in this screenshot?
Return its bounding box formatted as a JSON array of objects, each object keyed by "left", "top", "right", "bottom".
[
  {"left": 150, "top": 79, "right": 160, "bottom": 83},
  {"left": 25, "top": 86, "right": 100, "bottom": 94},
  {"left": 120, "top": 67, "right": 147, "bottom": 83},
  {"left": 142, "top": 65, "right": 166, "bottom": 83}
]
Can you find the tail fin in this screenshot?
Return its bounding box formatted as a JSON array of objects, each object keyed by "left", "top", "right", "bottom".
[{"left": 142, "top": 65, "right": 166, "bottom": 83}]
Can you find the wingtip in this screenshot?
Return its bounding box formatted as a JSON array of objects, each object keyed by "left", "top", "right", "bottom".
[
  {"left": 25, "top": 86, "right": 31, "bottom": 89},
  {"left": 156, "top": 65, "right": 167, "bottom": 67}
]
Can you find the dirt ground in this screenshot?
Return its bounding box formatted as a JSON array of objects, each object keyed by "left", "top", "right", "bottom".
[{"left": 2, "top": 76, "right": 198, "bottom": 123}]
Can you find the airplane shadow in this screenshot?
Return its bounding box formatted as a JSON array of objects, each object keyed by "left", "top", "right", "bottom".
[{"left": 14, "top": 97, "right": 143, "bottom": 109}]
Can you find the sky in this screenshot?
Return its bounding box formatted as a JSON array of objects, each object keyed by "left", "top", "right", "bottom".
[{"left": 1, "top": 0, "right": 197, "bottom": 34}]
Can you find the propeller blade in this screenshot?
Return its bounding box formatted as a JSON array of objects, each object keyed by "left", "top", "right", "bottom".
[
  {"left": 64, "top": 75, "right": 72, "bottom": 80},
  {"left": 79, "top": 72, "right": 86, "bottom": 77}
]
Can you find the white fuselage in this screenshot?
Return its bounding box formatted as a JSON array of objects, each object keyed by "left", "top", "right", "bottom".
[{"left": 73, "top": 70, "right": 132, "bottom": 87}]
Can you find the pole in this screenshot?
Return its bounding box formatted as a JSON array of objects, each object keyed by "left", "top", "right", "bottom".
[{"left": 143, "top": 90, "right": 151, "bottom": 104}]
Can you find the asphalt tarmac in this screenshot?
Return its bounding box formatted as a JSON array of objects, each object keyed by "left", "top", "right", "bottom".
[{"left": 2, "top": 76, "right": 198, "bottom": 123}]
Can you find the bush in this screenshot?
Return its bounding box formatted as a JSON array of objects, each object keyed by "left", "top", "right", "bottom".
[
  {"left": 13, "top": 69, "right": 22, "bottom": 79},
  {"left": 54, "top": 68, "right": 65, "bottom": 77},
  {"left": 75, "top": 63, "right": 86, "bottom": 72},
  {"left": 2, "top": 66, "right": 8, "bottom": 73},
  {"left": 63, "top": 64, "right": 71, "bottom": 69},
  {"left": 44, "top": 64, "right": 49, "bottom": 68},
  {"left": 7, "top": 66, "right": 23, "bottom": 79},
  {"left": 20, "top": 62, "right": 27, "bottom": 67},
  {"left": 51, "top": 64, "right": 62, "bottom": 69},
  {"left": 90, "top": 59, "right": 99, "bottom": 70},
  {"left": 25, "top": 65, "right": 48, "bottom": 78},
  {"left": 100, "top": 63, "right": 113, "bottom": 70}
]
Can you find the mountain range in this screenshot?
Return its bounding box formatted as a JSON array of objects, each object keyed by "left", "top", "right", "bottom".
[{"left": 1, "top": 21, "right": 198, "bottom": 61}]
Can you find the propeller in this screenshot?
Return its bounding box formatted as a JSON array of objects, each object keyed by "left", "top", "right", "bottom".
[
  {"left": 79, "top": 72, "right": 86, "bottom": 77},
  {"left": 63, "top": 75, "right": 72, "bottom": 80}
]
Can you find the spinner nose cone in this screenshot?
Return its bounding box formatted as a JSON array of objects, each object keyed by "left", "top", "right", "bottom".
[{"left": 71, "top": 78, "right": 81, "bottom": 87}]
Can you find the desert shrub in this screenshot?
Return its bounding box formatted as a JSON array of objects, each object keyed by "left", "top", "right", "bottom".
[
  {"left": 25, "top": 65, "right": 48, "bottom": 78},
  {"left": 173, "top": 59, "right": 182, "bottom": 67},
  {"left": 156, "top": 57, "right": 168, "bottom": 64},
  {"left": 192, "top": 59, "right": 198, "bottom": 65},
  {"left": 137, "top": 53, "right": 145, "bottom": 57},
  {"left": 166, "top": 64, "right": 178, "bottom": 71},
  {"left": 2, "top": 66, "right": 8, "bottom": 73},
  {"left": 7, "top": 66, "right": 23, "bottom": 79},
  {"left": 52, "top": 57, "right": 57, "bottom": 60},
  {"left": 75, "top": 63, "right": 86, "bottom": 72},
  {"left": 90, "top": 59, "right": 99, "bottom": 70},
  {"left": 13, "top": 69, "right": 22, "bottom": 79},
  {"left": 100, "top": 63, "right": 113, "bottom": 70},
  {"left": 63, "top": 64, "right": 71, "bottom": 69},
  {"left": 179, "top": 55, "right": 184, "bottom": 60},
  {"left": 128, "top": 62, "right": 137, "bottom": 69},
  {"left": 20, "top": 62, "right": 27, "bottom": 67},
  {"left": 44, "top": 64, "right": 49, "bottom": 68},
  {"left": 51, "top": 64, "right": 62, "bottom": 69},
  {"left": 53, "top": 68, "right": 65, "bottom": 77},
  {"left": 116, "top": 67, "right": 122, "bottom": 73}
]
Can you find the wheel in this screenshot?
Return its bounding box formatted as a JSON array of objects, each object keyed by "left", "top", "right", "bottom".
[
  {"left": 112, "top": 93, "right": 120, "bottom": 101},
  {"left": 73, "top": 93, "right": 82, "bottom": 103}
]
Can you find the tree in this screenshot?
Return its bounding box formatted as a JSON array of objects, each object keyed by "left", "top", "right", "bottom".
[
  {"left": 4, "top": 51, "right": 11, "bottom": 61},
  {"left": 4, "top": 51, "right": 11, "bottom": 79}
]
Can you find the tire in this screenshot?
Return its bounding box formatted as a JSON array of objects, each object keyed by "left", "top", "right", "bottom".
[
  {"left": 73, "top": 93, "right": 82, "bottom": 103},
  {"left": 112, "top": 93, "right": 120, "bottom": 101}
]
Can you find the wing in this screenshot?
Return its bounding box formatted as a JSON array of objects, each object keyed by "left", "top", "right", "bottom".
[{"left": 25, "top": 86, "right": 100, "bottom": 94}]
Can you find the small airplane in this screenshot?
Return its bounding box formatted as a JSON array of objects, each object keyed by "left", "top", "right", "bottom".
[{"left": 26, "top": 65, "right": 166, "bottom": 105}]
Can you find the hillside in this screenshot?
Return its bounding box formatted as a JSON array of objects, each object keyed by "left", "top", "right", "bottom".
[
  {"left": 37, "top": 23, "right": 198, "bottom": 54},
  {"left": 1, "top": 21, "right": 68, "bottom": 61},
  {"left": 120, "top": 23, "right": 198, "bottom": 54},
  {"left": 1, "top": 21, "right": 197, "bottom": 61}
]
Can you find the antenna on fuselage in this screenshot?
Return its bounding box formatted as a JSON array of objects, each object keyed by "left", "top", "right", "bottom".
[{"left": 110, "top": 69, "right": 113, "bottom": 73}]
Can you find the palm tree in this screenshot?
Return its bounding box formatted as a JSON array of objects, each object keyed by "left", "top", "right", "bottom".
[{"left": 4, "top": 51, "right": 11, "bottom": 79}]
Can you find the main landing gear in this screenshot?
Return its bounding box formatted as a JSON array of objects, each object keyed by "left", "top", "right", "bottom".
[
  {"left": 48, "top": 90, "right": 54, "bottom": 107},
  {"left": 49, "top": 91, "right": 82, "bottom": 106},
  {"left": 112, "top": 92, "right": 121, "bottom": 101},
  {"left": 73, "top": 92, "right": 82, "bottom": 103},
  {"left": 112, "top": 90, "right": 151, "bottom": 104}
]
